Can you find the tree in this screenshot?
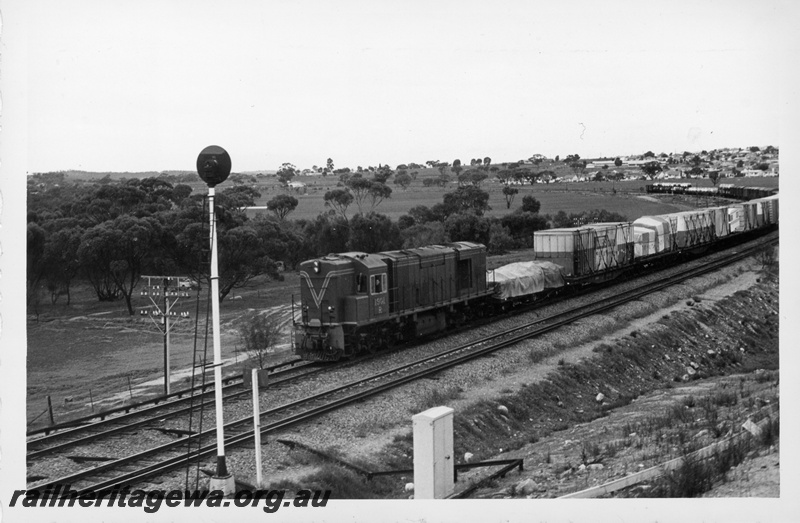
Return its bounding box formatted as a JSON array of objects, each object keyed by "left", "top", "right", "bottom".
[
  {"left": 252, "top": 215, "right": 310, "bottom": 269},
  {"left": 219, "top": 185, "right": 261, "bottom": 210},
  {"left": 452, "top": 159, "right": 463, "bottom": 179},
  {"left": 323, "top": 189, "right": 354, "bottom": 221},
  {"left": 302, "top": 214, "right": 349, "bottom": 256},
  {"left": 483, "top": 156, "right": 491, "bottom": 168},
  {"left": 237, "top": 311, "right": 283, "bottom": 369},
  {"left": 408, "top": 205, "right": 437, "bottom": 224},
  {"left": 466, "top": 169, "right": 488, "bottom": 187},
  {"left": 266, "top": 194, "right": 299, "bottom": 221},
  {"left": 372, "top": 165, "right": 393, "bottom": 184},
  {"left": 444, "top": 213, "right": 491, "bottom": 244},
  {"left": 500, "top": 212, "right": 548, "bottom": 247},
  {"left": 708, "top": 170, "right": 721, "bottom": 186},
  {"left": 394, "top": 172, "right": 412, "bottom": 191},
  {"left": 502, "top": 185, "right": 519, "bottom": 209},
  {"left": 521, "top": 195, "right": 541, "bottom": 214},
  {"left": 78, "top": 215, "right": 162, "bottom": 314},
  {"left": 216, "top": 225, "right": 279, "bottom": 300},
  {"left": 496, "top": 170, "right": 511, "bottom": 186},
  {"left": 614, "top": 157, "right": 623, "bottom": 167},
  {"left": 43, "top": 227, "right": 82, "bottom": 305},
  {"left": 488, "top": 222, "right": 514, "bottom": 254},
  {"left": 347, "top": 213, "right": 402, "bottom": 253},
  {"left": 347, "top": 178, "right": 392, "bottom": 214},
  {"left": 27, "top": 223, "right": 47, "bottom": 317},
  {"left": 640, "top": 161, "right": 663, "bottom": 179},
  {"left": 172, "top": 184, "right": 193, "bottom": 204},
  {"left": 326, "top": 158, "right": 335, "bottom": 173},
  {"left": 442, "top": 186, "right": 491, "bottom": 217},
  {"left": 401, "top": 221, "right": 449, "bottom": 249},
  {"left": 277, "top": 163, "right": 297, "bottom": 185}
]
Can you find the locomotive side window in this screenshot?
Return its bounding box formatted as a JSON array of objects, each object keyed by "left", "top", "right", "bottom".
[{"left": 371, "top": 274, "right": 387, "bottom": 293}]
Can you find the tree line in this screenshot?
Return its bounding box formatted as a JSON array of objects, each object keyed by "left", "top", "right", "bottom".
[{"left": 26, "top": 171, "right": 626, "bottom": 316}]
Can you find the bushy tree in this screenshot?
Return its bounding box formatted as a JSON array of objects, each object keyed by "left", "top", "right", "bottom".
[
  {"left": 394, "top": 171, "right": 412, "bottom": 191},
  {"left": 441, "top": 186, "right": 491, "bottom": 217},
  {"left": 401, "top": 222, "right": 449, "bottom": 249},
  {"left": 521, "top": 195, "right": 541, "bottom": 214},
  {"left": 323, "top": 188, "right": 354, "bottom": 221},
  {"left": 641, "top": 161, "right": 663, "bottom": 179},
  {"left": 502, "top": 185, "right": 519, "bottom": 209},
  {"left": 347, "top": 213, "right": 402, "bottom": 253},
  {"left": 277, "top": 163, "right": 297, "bottom": 185},
  {"left": 266, "top": 194, "right": 299, "bottom": 221},
  {"left": 500, "top": 212, "right": 549, "bottom": 247},
  {"left": 488, "top": 222, "right": 515, "bottom": 254},
  {"left": 237, "top": 312, "right": 283, "bottom": 369},
  {"left": 444, "top": 213, "right": 491, "bottom": 244},
  {"left": 302, "top": 214, "right": 350, "bottom": 256}
]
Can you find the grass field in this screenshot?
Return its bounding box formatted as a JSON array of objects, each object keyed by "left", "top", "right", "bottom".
[{"left": 242, "top": 175, "right": 779, "bottom": 222}]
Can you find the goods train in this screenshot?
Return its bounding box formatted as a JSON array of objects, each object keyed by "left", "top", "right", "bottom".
[{"left": 292, "top": 188, "right": 779, "bottom": 361}]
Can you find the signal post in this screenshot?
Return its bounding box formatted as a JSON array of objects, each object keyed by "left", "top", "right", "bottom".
[{"left": 197, "top": 145, "right": 235, "bottom": 495}]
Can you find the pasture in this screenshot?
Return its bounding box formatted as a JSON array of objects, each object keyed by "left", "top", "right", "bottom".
[{"left": 241, "top": 174, "right": 779, "bottom": 222}]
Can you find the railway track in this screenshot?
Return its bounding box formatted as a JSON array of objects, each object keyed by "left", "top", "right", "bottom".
[
  {"left": 25, "top": 359, "right": 320, "bottom": 460},
  {"left": 27, "top": 233, "right": 777, "bottom": 492}
]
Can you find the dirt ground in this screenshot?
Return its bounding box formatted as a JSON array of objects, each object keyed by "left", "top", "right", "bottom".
[{"left": 26, "top": 274, "right": 300, "bottom": 427}]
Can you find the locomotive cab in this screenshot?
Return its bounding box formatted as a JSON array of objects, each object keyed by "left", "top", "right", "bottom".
[{"left": 294, "top": 252, "right": 390, "bottom": 361}]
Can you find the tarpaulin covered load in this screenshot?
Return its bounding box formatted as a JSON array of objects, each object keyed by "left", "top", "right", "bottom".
[
  {"left": 533, "top": 223, "right": 633, "bottom": 277},
  {"left": 708, "top": 206, "right": 731, "bottom": 238},
  {"left": 488, "top": 261, "right": 565, "bottom": 300},
  {"left": 632, "top": 215, "right": 672, "bottom": 258},
  {"left": 750, "top": 194, "right": 779, "bottom": 225},
  {"left": 728, "top": 202, "right": 759, "bottom": 233},
  {"left": 660, "top": 209, "right": 714, "bottom": 248}
]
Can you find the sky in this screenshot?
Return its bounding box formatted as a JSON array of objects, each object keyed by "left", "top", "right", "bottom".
[{"left": 10, "top": 0, "right": 800, "bottom": 174}]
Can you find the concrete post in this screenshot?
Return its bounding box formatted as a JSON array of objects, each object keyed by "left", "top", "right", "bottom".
[{"left": 412, "top": 406, "right": 454, "bottom": 499}]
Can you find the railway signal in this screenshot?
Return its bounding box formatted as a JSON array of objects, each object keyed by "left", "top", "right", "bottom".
[
  {"left": 197, "top": 145, "right": 235, "bottom": 495},
  {"left": 139, "top": 275, "right": 192, "bottom": 395}
]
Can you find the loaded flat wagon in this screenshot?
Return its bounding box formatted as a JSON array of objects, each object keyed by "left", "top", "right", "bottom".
[
  {"left": 533, "top": 223, "right": 633, "bottom": 282},
  {"left": 488, "top": 261, "right": 565, "bottom": 302}
]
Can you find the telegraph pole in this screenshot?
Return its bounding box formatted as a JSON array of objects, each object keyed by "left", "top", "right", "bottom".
[
  {"left": 197, "top": 145, "right": 235, "bottom": 495},
  {"left": 139, "top": 275, "right": 191, "bottom": 395}
]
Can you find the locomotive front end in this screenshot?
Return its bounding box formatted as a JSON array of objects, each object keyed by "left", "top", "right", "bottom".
[{"left": 293, "top": 255, "right": 352, "bottom": 361}]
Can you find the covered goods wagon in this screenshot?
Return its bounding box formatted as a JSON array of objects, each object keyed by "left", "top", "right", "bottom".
[{"left": 533, "top": 223, "right": 633, "bottom": 278}]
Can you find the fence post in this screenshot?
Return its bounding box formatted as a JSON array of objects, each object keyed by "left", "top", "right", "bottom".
[
  {"left": 252, "top": 369, "right": 263, "bottom": 488},
  {"left": 47, "top": 395, "right": 55, "bottom": 425}
]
